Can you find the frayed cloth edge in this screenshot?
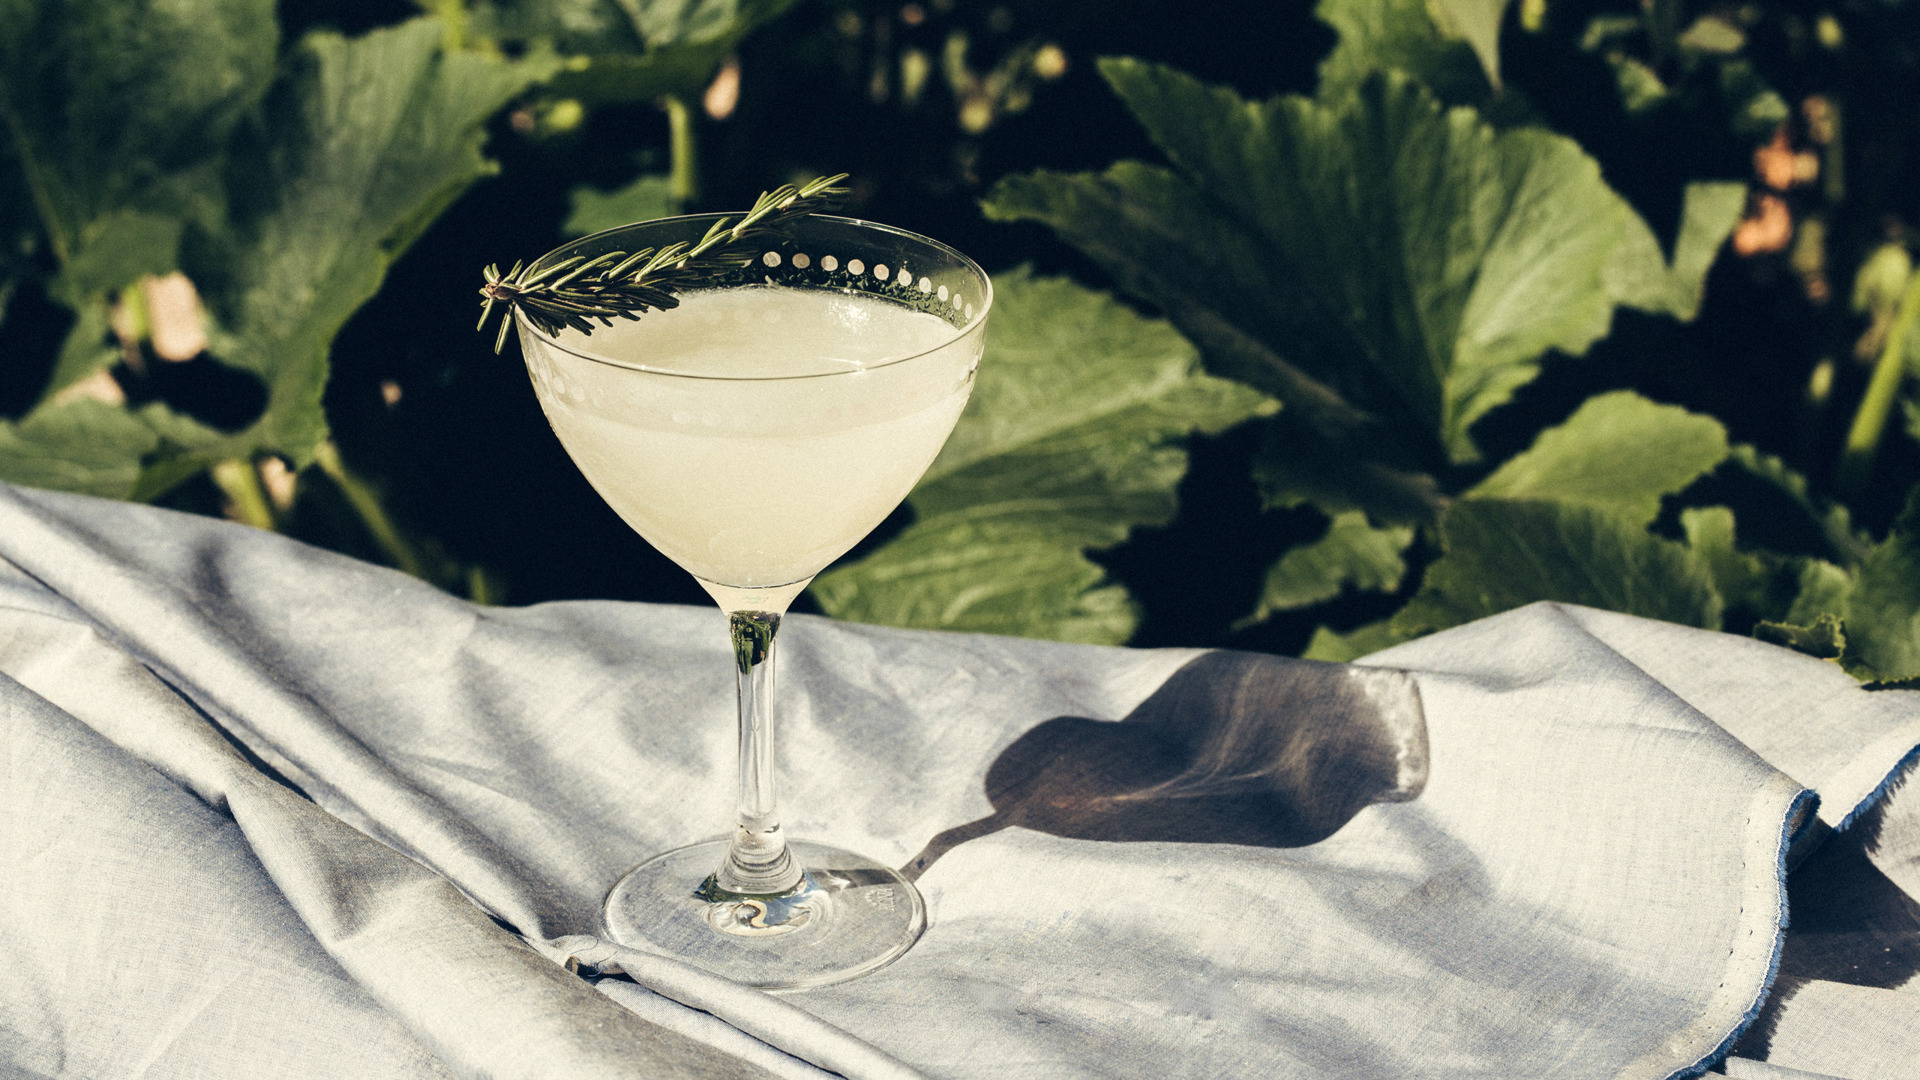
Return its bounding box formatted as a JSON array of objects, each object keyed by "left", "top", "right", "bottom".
[{"left": 1663, "top": 786, "right": 1819, "bottom": 1080}]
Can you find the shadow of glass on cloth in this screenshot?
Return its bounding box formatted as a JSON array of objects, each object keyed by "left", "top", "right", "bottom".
[
  {"left": 902, "top": 651, "right": 1429, "bottom": 882},
  {"left": 1733, "top": 792, "right": 1920, "bottom": 1060}
]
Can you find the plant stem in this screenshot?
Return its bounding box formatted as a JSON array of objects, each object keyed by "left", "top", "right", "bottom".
[
  {"left": 1823, "top": 99, "right": 1845, "bottom": 205},
  {"left": 0, "top": 87, "right": 72, "bottom": 266},
  {"left": 466, "top": 565, "right": 504, "bottom": 605},
  {"left": 313, "top": 440, "right": 425, "bottom": 579},
  {"left": 210, "top": 458, "right": 275, "bottom": 529},
  {"left": 665, "top": 95, "right": 698, "bottom": 208},
  {"left": 1837, "top": 269, "right": 1920, "bottom": 497}
]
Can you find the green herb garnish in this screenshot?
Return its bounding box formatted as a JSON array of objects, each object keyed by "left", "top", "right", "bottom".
[{"left": 477, "top": 174, "right": 850, "bottom": 354}]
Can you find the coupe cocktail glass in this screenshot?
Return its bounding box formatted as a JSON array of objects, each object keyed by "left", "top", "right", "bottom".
[{"left": 517, "top": 213, "right": 990, "bottom": 989}]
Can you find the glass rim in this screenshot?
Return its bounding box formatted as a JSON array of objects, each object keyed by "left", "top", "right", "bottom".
[{"left": 519, "top": 212, "right": 993, "bottom": 381}]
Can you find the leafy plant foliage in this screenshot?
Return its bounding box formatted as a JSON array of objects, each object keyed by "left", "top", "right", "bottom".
[
  {"left": 961, "top": 0, "right": 1920, "bottom": 681},
  {"left": 976, "top": 19, "right": 1747, "bottom": 646},
  {"left": 0, "top": 4, "right": 555, "bottom": 501},
  {"left": 1, "top": 0, "right": 1917, "bottom": 688},
  {"left": 985, "top": 59, "right": 1741, "bottom": 480},
  {"left": 0, "top": 0, "right": 781, "bottom": 585},
  {"left": 812, "top": 268, "right": 1273, "bottom": 644}
]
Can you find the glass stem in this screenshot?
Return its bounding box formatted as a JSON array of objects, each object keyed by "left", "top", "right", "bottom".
[{"left": 718, "top": 611, "right": 802, "bottom": 895}]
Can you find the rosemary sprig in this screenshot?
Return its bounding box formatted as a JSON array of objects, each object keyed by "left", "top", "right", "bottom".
[{"left": 476, "top": 173, "right": 851, "bottom": 354}]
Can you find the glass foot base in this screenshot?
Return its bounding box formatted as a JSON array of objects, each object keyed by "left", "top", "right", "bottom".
[{"left": 602, "top": 838, "right": 926, "bottom": 990}]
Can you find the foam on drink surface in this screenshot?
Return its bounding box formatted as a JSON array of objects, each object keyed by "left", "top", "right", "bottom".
[{"left": 526, "top": 286, "right": 976, "bottom": 590}]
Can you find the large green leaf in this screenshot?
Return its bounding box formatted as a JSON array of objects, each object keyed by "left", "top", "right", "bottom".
[
  {"left": 810, "top": 268, "right": 1274, "bottom": 644},
  {"left": 1468, "top": 390, "right": 1729, "bottom": 527},
  {"left": 1843, "top": 487, "right": 1920, "bottom": 680},
  {"left": 984, "top": 61, "right": 1741, "bottom": 491},
  {"left": 1396, "top": 497, "right": 1723, "bottom": 634},
  {"left": 0, "top": 0, "right": 274, "bottom": 272},
  {"left": 190, "top": 18, "right": 557, "bottom": 467},
  {"left": 1738, "top": 487, "right": 1920, "bottom": 682}
]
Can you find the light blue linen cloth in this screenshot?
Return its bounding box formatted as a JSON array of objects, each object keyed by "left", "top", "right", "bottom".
[{"left": 0, "top": 481, "right": 1915, "bottom": 1080}]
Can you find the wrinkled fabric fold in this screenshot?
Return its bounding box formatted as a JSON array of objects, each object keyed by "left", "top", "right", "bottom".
[
  {"left": 3, "top": 482, "right": 1919, "bottom": 1080},
  {"left": 0, "top": 610, "right": 779, "bottom": 1080}
]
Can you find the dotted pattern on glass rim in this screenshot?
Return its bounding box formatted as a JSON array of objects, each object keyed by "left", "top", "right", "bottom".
[{"left": 738, "top": 251, "right": 976, "bottom": 327}]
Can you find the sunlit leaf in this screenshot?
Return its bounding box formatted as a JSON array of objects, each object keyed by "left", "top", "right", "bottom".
[
  {"left": 1604, "top": 54, "right": 1669, "bottom": 115},
  {"left": 1677, "top": 15, "right": 1746, "bottom": 55},
  {"left": 1392, "top": 498, "right": 1722, "bottom": 637},
  {"left": 811, "top": 268, "right": 1274, "bottom": 644},
  {"left": 1247, "top": 510, "right": 1414, "bottom": 620},
  {"left": 814, "top": 523, "right": 1139, "bottom": 645},
  {"left": 0, "top": 17, "right": 555, "bottom": 499},
  {"left": 1852, "top": 242, "right": 1914, "bottom": 319},
  {"left": 1469, "top": 390, "right": 1729, "bottom": 526}
]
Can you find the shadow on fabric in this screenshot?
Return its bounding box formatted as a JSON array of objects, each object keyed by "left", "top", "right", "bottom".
[
  {"left": 902, "top": 651, "right": 1430, "bottom": 882},
  {"left": 1731, "top": 795, "right": 1920, "bottom": 1059}
]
